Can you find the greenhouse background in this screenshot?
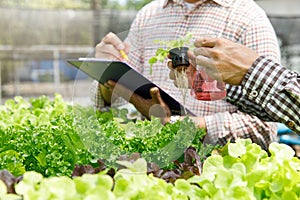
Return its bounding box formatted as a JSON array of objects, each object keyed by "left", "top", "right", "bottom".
[
  {"left": 0, "top": 0, "right": 299, "bottom": 104},
  {"left": 0, "top": 0, "right": 139, "bottom": 105},
  {"left": 1, "top": 0, "right": 300, "bottom": 198}
]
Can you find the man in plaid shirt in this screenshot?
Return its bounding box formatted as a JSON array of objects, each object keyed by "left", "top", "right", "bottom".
[
  {"left": 191, "top": 37, "right": 300, "bottom": 133},
  {"left": 93, "top": 0, "right": 280, "bottom": 150}
]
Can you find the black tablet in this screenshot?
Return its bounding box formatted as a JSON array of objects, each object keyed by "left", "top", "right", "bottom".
[{"left": 67, "top": 58, "right": 195, "bottom": 116}]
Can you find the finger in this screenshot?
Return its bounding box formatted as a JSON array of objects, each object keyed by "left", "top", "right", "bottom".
[
  {"left": 107, "top": 80, "right": 133, "bottom": 102},
  {"left": 167, "top": 53, "right": 171, "bottom": 59},
  {"left": 187, "top": 50, "right": 196, "bottom": 67},
  {"left": 101, "top": 32, "right": 127, "bottom": 60},
  {"left": 95, "top": 43, "right": 121, "bottom": 60},
  {"left": 173, "top": 80, "right": 178, "bottom": 88},
  {"left": 195, "top": 57, "right": 223, "bottom": 81},
  {"left": 186, "top": 65, "right": 196, "bottom": 88},
  {"left": 149, "top": 87, "right": 170, "bottom": 118},
  {"left": 194, "top": 37, "right": 217, "bottom": 48},
  {"left": 150, "top": 87, "right": 168, "bottom": 107},
  {"left": 95, "top": 52, "right": 118, "bottom": 60},
  {"left": 102, "top": 32, "right": 125, "bottom": 50},
  {"left": 105, "top": 80, "right": 116, "bottom": 89},
  {"left": 149, "top": 87, "right": 160, "bottom": 104},
  {"left": 167, "top": 59, "right": 174, "bottom": 70},
  {"left": 169, "top": 70, "right": 176, "bottom": 80},
  {"left": 193, "top": 47, "right": 211, "bottom": 58},
  {"left": 195, "top": 55, "right": 214, "bottom": 71}
]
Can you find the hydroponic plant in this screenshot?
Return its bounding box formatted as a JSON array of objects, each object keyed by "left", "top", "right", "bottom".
[
  {"left": 148, "top": 32, "right": 194, "bottom": 74},
  {"left": 1, "top": 139, "right": 300, "bottom": 199},
  {"left": 0, "top": 94, "right": 208, "bottom": 177}
]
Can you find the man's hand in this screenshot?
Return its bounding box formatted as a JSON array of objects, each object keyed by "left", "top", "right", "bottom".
[
  {"left": 193, "top": 38, "right": 260, "bottom": 85},
  {"left": 105, "top": 80, "right": 171, "bottom": 124},
  {"left": 167, "top": 51, "right": 196, "bottom": 88},
  {"left": 95, "top": 32, "right": 130, "bottom": 61},
  {"left": 95, "top": 32, "right": 130, "bottom": 104}
]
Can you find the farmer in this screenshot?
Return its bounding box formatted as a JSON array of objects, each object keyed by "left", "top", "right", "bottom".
[{"left": 92, "top": 0, "right": 280, "bottom": 150}]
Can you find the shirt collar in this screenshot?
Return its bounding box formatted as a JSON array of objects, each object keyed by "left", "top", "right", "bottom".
[{"left": 163, "top": 0, "right": 234, "bottom": 8}]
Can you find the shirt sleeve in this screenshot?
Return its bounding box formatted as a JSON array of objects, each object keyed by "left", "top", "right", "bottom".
[
  {"left": 203, "top": 110, "right": 277, "bottom": 151},
  {"left": 226, "top": 56, "right": 300, "bottom": 133}
]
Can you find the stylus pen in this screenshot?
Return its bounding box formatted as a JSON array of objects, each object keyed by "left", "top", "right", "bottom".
[{"left": 119, "top": 49, "right": 128, "bottom": 61}]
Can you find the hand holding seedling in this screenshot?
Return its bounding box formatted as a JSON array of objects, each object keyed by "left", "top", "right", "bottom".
[
  {"left": 148, "top": 32, "right": 194, "bottom": 74},
  {"left": 167, "top": 50, "right": 196, "bottom": 88}
]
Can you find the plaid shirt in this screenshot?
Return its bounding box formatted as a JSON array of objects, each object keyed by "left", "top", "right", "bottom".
[
  {"left": 92, "top": 0, "right": 281, "bottom": 150},
  {"left": 227, "top": 56, "right": 300, "bottom": 134}
]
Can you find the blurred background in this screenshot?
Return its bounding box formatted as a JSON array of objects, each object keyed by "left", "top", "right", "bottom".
[{"left": 0, "top": 0, "right": 299, "bottom": 105}]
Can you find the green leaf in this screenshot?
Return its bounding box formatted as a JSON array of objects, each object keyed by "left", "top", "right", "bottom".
[
  {"left": 40, "top": 176, "right": 77, "bottom": 199},
  {"left": 0, "top": 150, "right": 26, "bottom": 176},
  {"left": 15, "top": 171, "right": 43, "bottom": 195},
  {"left": 282, "top": 191, "right": 298, "bottom": 200},
  {"left": 202, "top": 155, "right": 223, "bottom": 181},
  {"left": 229, "top": 163, "right": 247, "bottom": 187},
  {"left": 230, "top": 186, "right": 255, "bottom": 200},
  {"left": 241, "top": 143, "right": 267, "bottom": 171},
  {"left": 269, "top": 142, "right": 295, "bottom": 161},
  {"left": 214, "top": 168, "right": 232, "bottom": 188},
  {"left": 34, "top": 150, "right": 47, "bottom": 167},
  {"left": 246, "top": 169, "right": 266, "bottom": 187},
  {"left": 0, "top": 180, "right": 7, "bottom": 195},
  {"left": 201, "top": 181, "right": 217, "bottom": 197},
  {"left": 74, "top": 174, "right": 113, "bottom": 194},
  {"left": 148, "top": 58, "right": 157, "bottom": 65},
  {"left": 113, "top": 179, "right": 130, "bottom": 196},
  {"left": 228, "top": 140, "right": 246, "bottom": 158},
  {"left": 116, "top": 158, "right": 147, "bottom": 174},
  {"left": 174, "top": 179, "right": 192, "bottom": 193},
  {"left": 173, "top": 179, "right": 199, "bottom": 199},
  {"left": 84, "top": 186, "right": 115, "bottom": 200}
]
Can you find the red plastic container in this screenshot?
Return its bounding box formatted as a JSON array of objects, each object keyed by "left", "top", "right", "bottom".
[{"left": 190, "top": 69, "right": 226, "bottom": 101}]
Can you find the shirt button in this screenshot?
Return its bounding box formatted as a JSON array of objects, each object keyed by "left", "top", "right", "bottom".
[
  {"left": 250, "top": 90, "right": 258, "bottom": 97},
  {"left": 287, "top": 121, "right": 295, "bottom": 129}
]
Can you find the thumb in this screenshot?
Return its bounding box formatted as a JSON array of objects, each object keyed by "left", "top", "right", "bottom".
[
  {"left": 150, "top": 87, "right": 163, "bottom": 105},
  {"left": 149, "top": 87, "right": 171, "bottom": 119}
]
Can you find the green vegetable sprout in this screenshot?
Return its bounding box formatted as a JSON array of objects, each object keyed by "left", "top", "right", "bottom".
[{"left": 148, "top": 32, "right": 194, "bottom": 74}]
